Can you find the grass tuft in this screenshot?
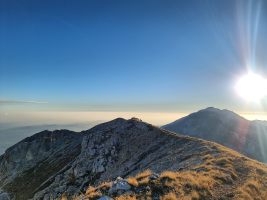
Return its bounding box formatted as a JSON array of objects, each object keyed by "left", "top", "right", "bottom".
[{"left": 127, "top": 177, "right": 139, "bottom": 187}]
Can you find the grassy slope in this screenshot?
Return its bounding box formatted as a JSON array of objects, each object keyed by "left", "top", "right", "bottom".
[{"left": 75, "top": 142, "right": 267, "bottom": 200}]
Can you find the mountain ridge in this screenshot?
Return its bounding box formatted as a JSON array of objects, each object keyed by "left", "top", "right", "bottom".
[
  {"left": 0, "top": 117, "right": 266, "bottom": 199},
  {"left": 163, "top": 107, "right": 267, "bottom": 163}
]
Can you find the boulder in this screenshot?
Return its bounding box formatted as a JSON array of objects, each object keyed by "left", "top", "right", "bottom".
[
  {"left": 97, "top": 196, "right": 113, "bottom": 200},
  {"left": 108, "top": 177, "right": 131, "bottom": 195},
  {"left": 0, "top": 193, "right": 10, "bottom": 200},
  {"left": 149, "top": 173, "right": 160, "bottom": 180}
]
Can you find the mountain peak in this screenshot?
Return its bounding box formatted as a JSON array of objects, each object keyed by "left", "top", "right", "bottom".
[
  {"left": 163, "top": 108, "right": 267, "bottom": 162},
  {"left": 202, "top": 106, "right": 221, "bottom": 112},
  {"left": 200, "top": 107, "right": 241, "bottom": 117},
  {"left": 0, "top": 118, "right": 267, "bottom": 200},
  {"left": 84, "top": 117, "right": 148, "bottom": 134}
]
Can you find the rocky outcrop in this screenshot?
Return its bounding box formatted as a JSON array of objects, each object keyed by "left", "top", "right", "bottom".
[
  {"left": 97, "top": 196, "right": 113, "bottom": 200},
  {"left": 79, "top": 164, "right": 267, "bottom": 200},
  {"left": 108, "top": 177, "right": 131, "bottom": 195},
  {"left": 0, "top": 130, "right": 83, "bottom": 200},
  {"left": 0, "top": 192, "right": 10, "bottom": 200},
  {"left": 1, "top": 117, "right": 267, "bottom": 199},
  {"left": 163, "top": 107, "right": 267, "bottom": 163}
]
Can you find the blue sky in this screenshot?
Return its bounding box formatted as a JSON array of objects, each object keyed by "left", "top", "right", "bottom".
[{"left": 1, "top": 0, "right": 267, "bottom": 119}]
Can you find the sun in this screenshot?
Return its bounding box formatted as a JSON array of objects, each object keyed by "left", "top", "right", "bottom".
[{"left": 235, "top": 73, "right": 267, "bottom": 102}]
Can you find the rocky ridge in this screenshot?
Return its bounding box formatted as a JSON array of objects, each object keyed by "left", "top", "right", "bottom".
[
  {"left": 0, "top": 129, "right": 83, "bottom": 199},
  {"left": 0, "top": 117, "right": 266, "bottom": 200}
]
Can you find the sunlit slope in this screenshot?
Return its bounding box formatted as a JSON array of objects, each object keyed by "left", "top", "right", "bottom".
[{"left": 81, "top": 151, "right": 267, "bottom": 200}]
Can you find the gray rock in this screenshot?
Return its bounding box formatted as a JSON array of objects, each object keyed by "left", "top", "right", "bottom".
[
  {"left": 149, "top": 173, "right": 159, "bottom": 180},
  {"left": 97, "top": 196, "right": 113, "bottom": 200},
  {"left": 43, "top": 193, "right": 50, "bottom": 200},
  {"left": 0, "top": 193, "right": 10, "bottom": 200},
  {"left": 108, "top": 177, "right": 131, "bottom": 195},
  {"left": 92, "top": 158, "right": 105, "bottom": 173},
  {"left": 0, "top": 130, "right": 83, "bottom": 200},
  {"left": 1, "top": 117, "right": 261, "bottom": 200}
]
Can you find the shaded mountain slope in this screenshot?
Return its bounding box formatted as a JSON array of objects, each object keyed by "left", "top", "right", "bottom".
[
  {"left": 0, "top": 130, "right": 83, "bottom": 200},
  {"left": 0, "top": 118, "right": 266, "bottom": 200},
  {"left": 163, "top": 107, "right": 267, "bottom": 163},
  {"left": 0, "top": 122, "right": 100, "bottom": 155}
]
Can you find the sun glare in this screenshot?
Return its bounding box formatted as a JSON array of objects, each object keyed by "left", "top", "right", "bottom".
[{"left": 235, "top": 73, "right": 267, "bottom": 102}]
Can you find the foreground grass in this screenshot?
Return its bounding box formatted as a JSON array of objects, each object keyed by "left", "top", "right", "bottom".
[{"left": 70, "top": 149, "right": 267, "bottom": 200}]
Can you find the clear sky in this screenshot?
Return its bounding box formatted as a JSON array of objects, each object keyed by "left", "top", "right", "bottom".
[{"left": 0, "top": 0, "right": 267, "bottom": 125}]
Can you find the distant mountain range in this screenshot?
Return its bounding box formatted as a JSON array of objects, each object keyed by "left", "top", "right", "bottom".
[
  {"left": 163, "top": 107, "right": 267, "bottom": 163},
  {"left": 0, "top": 118, "right": 267, "bottom": 199}
]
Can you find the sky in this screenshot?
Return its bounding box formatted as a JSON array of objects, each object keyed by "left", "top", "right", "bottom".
[{"left": 0, "top": 0, "right": 267, "bottom": 125}]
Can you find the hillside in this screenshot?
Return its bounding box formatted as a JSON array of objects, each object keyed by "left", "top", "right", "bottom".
[
  {"left": 0, "top": 118, "right": 266, "bottom": 200},
  {"left": 0, "top": 130, "right": 83, "bottom": 200},
  {"left": 79, "top": 152, "right": 267, "bottom": 200},
  {"left": 163, "top": 107, "right": 267, "bottom": 163}
]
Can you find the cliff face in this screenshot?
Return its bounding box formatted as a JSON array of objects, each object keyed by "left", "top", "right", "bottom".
[
  {"left": 34, "top": 118, "right": 222, "bottom": 199},
  {"left": 0, "top": 118, "right": 267, "bottom": 200},
  {"left": 0, "top": 130, "right": 83, "bottom": 200}
]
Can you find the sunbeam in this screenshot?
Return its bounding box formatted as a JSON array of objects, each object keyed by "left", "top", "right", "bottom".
[{"left": 236, "top": 0, "right": 263, "bottom": 71}]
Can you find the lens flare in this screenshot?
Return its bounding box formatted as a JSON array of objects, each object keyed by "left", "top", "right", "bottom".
[{"left": 235, "top": 73, "right": 267, "bottom": 102}]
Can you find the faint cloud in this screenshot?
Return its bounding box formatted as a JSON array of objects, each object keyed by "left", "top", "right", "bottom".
[{"left": 0, "top": 100, "right": 48, "bottom": 105}]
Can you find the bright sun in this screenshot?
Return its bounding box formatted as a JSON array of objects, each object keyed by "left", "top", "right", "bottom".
[{"left": 235, "top": 73, "right": 267, "bottom": 102}]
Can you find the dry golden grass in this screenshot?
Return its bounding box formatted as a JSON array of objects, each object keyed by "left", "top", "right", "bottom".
[
  {"left": 115, "top": 194, "right": 137, "bottom": 200},
  {"left": 138, "top": 176, "right": 150, "bottom": 186},
  {"left": 87, "top": 191, "right": 102, "bottom": 199},
  {"left": 234, "top": 178, "right": 267, "bottom": 200},
  {"left": 84, "top": 182, "right": 112, "bottom": 199},
  {"left": 133, "top": 169, "right": 152, "bottom": 187},
  {"left": 160, "top": 171, "right": 177, "bottom": 181},
  {"left": 135, "top": 169, "right": 152, "bottom": 180},
  {"left": 160, "top": 192, "right": 177, "bottom": 200},
  {"left": 159, "top": 171, "right": 214, "bottom": 199},
  {"left": 98, "top": 181, "right": 112, "bottom": 191},
  {"left": 85, "top": 186, "right": 102, "bottom": 199},
  {"left": 191, "top": 191, "right": 200, "bottom": 200},
  {"left": 127, "top": 177, "right": 139, "bottom": 187},
  {"left": 85, "top": 186, "right": 96, "bottom": 195},
  {"left": 77, "top": 150, "right": 267, "bottom": 200},
  {"left": 61, "top": 193, "right": 68, "bottom": 200}
]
